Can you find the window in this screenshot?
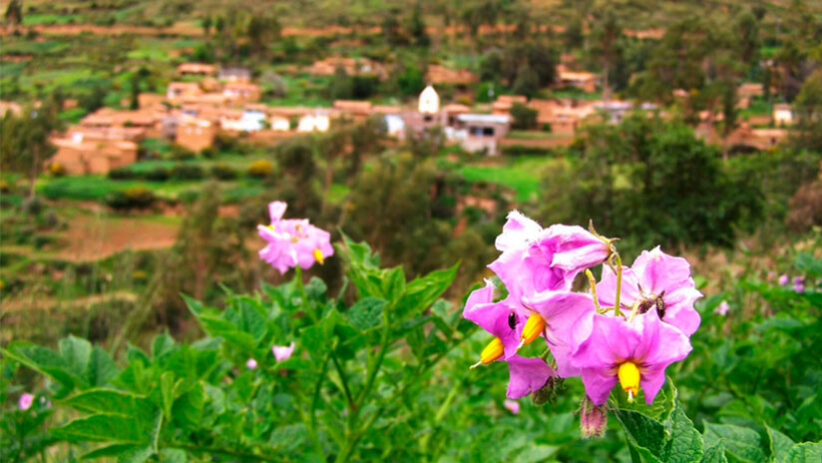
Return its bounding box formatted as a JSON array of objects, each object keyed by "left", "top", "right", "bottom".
[
  {"left": 424, "top": 115, "right": 433, "bottom": 123},
  {"left": 483, "top": 127, "right": 494, "bottom": 137}
]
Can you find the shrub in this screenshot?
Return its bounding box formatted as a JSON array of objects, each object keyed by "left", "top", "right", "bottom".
[
  {"left": 170, "top": 144, "right": 196, "bottom": 161},
  {"left": 145, "top": 166, "right": 169, "bottom": 181},
  {"left": 510, "top": 103, "right": 538, "bottom": 130},
  {"left": 246, "top": 159, "right": 274, "bottom": 178},
  {"left": 170, "top": 164, "right": 204, "bottom": 180},
  {"left": 211, "top": 163, "right": 238, "bottom": 180},
  {"left": 108, "top": 167, "right": 135, "bottom": 180},
  {"left": 105, "top": 186, "right": 156, "bottom": 210},
  {"left": 787, "top": 177, "right": 822, "bottom": 232},
  {"left": 48, "top": 162, "right": 66, "bottom": 177}
]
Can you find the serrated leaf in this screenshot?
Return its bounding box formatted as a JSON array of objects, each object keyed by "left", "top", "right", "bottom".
[
  {"left": 783, "top": 442, "right": 822, "bottom": 463},
  {"left": 116, "top": 445, "right": 154, "bottom": 463},
  {"left": 394, "top": 263, "right": 458, "bottom": 321},
  {"left": 62, "top": 389, "right": 141, "bottom": 415},
  {"left": 347, "top": 297, "right": 387, "bottom": 331},
  {"left": 172, "top": 381, "right": 204, "bottom": 430},
  {"left": 704, "top": 422, "right": 767, "bottom": 463},
  {"left": 513, "top": 444, "right": 559, "bottom": 463},
  {"left": 82, "top": 444, "right": 145, "bottom": 460},
  {"left": 614, "top": 409, "right": 667, "bottom": 459},
  {"left": 766, "top": 426, "right": 795, "bottom": 463},
  {"left": 160, "top": 371, "right": 175, "bottom": 422},
  {"left": 701, "top": 441, "right": 729, "bottom": 463},
  {"left": 59, "top": 336, "right": 92, "bottom": 380},
  {"left": 2, "top": 343, "right": 79, "bottom": 394},
  {"left": 665, "top": 404, "right": 704, "bottom": 463},
  {"left": 159, "top": 449, "right": 187, "bottom": 463},
  {"left": 54, "top": 414, "right": 144, "bottom": 444},
  {"left": 151, "top": 333, "right": 176, "bottom": 363},
  {"left": 87, "top": 347, "right": 118, "bottom": 387}
]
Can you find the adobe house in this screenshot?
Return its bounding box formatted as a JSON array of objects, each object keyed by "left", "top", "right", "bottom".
[
  {"left": 426, "top": 65, "right": 478, "bottom": 89},
  {"left": 556, "top": 65, "right": 600, "bottom": 93},
  {"left": 177, "top": 63, "right": 217, "bottom": 76},
  {"left": 491, "top": 95, "right": 528, "bottom": 115},
  {"left": 218, "top": 66, "right": 252, "bottom": 82},
  {"left": 738, "top": 83, "right": 764, "bottom": 99},
  {"left": 773, "top": 103, "right": 793, "bottom": 126},
  {"left": 166, "top": 82, "right": 202, "bottom": 104},
  {"left": 297, "top": 110, "right": 332, "bottom": 132},
  {"left": 223, "top": 82, "right": 261, "bottom": 103},
  {"left": 305, "top": 57, "right": 386, "bottom": 79},
  {"left": 456, "top": 114, "right": 510, "bottom": 156},
  {"left": 176, "top": 116, "right": 216, "bottom": 152},
  {"left": 220, "top": 106, "right": 267, "bottom": 132},
  {"left": 333, "top": 100, "right": 372, "bottom": 121}
]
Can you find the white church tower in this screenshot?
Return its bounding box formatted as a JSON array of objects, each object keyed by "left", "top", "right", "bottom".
[{"left": 418, "top": 84, "right": 440, "bottom": 114}]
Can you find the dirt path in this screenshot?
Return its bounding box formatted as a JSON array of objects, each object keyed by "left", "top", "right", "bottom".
[
  {"left": 0, "top": 290, "right": 137, "bottom": 313},
  {"left": 55, "top": 213, "right": 178, "bottom": 261}
]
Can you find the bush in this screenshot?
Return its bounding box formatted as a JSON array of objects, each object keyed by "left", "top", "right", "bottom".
[
  {"left": 108, "top": 168, "right": 136, "bottom": 180},
  {"left": 211, "top": 163, "right": 238, "bottom": 180},
  {"left": 170, "top": 164, "right": 204, "bottom": 180},
  {"left": 145, "top": 166, "right": 170, "bottom": 181},
  {"left": 510, "top": 103, "right": 538, "bottom": 130},
  {"left": 105, "top": 186, "right": 157, "bottom": 210},
  {"left": 170, "top": 144, "right": 196, "bottom": 161},
  {"left": 48, "top": 162, "right": 66, "bottom": 177},
  {"left": 787, "top": 177, "right": 822, "bottom": 232},
  {"left": 246, "top": 159, "right": 274, "bottom": 178}
]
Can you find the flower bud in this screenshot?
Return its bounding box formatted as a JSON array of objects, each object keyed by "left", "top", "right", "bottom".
[
  {"left": 531, "top": 376, "right": 561, "bottom": 405},
  {"left": 579, "top": 396, "right": 607, "bottom": 438}
]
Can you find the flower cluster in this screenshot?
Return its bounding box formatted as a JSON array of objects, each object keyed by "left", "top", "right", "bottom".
[
  {"left": 258, "top": 201, "right": 334, "bottom": 274},
  {"left": 464, "top": 211, "right": 701, "bottom": 409}
]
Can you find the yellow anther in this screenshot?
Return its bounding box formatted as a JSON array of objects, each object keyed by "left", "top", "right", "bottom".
[
  {"left": 470, "top": 337, "right": 505, "bottom": 369},
  {"left": 518, "top": 313, "right": 545, "bottom": 350},
  {"left": 618, "top": 361, "right": 641, "bottom": 403},
  {"left": 313, "top": 248, "right": 325, "bottom": 264}
]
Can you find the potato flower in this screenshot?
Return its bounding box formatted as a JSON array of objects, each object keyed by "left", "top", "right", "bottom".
[{"left": 258, "top": 201, "right": 334, "bottom": 274}]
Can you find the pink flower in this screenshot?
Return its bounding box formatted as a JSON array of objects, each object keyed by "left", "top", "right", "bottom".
[
  {"left": 571, "top": 313, "right": 691, "bottom": 405},
  {"left": 778, "top": 274, "right": 789, "bottom": 286},
  {"left": 463, "top": 280, "right": 524, "bottom": 361},
  {"left": 258, "top": 201, "right": 334, "bottom": 274},
  {"left": 463, "top": 281, "right": 557, "bottom": 398},
  {"left": 503, "top": 399, "right": 520, "bottom": 414},
  {"left": 794, "top": 283, "right": 804, "bottom": 293},
  {"left": 491, "top": 222, "right": 611, "bottom": 306},
  {"left": 246, "top": 358, "right": 258, "bottom": 369},
  {"left": 714, "top": 300, "right": 730, "bottom": 316},
  {"left": 521, "top": 291, "right": 596, "bottom": 378},
  {"left": 272, "top": 342, "right": 295, "bottom": 362},
  {"left": 597, "top": 247, "right": 702, "bottom": 336},
  {"left": 18, "top": 393, "right": 34, "bottom": 411}
]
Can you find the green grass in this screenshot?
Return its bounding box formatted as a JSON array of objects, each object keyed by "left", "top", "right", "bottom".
[
  {"left": 458, "top": 156, "right": 553, "bottom": 202},
  {"left": 507, "top": 131, "right": 568, "bottom": 140},
  {"left": 38, "top": 175, "right": 199, "bottom": 201},
  {"left": 22, "top": 13, "right": 80, "bottom": 25}
]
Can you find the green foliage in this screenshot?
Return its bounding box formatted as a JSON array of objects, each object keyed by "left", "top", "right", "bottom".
[
  {"left": 106, "top": 186, "right": 157, "bottom": 210},
  {"left": 510, "top": 103, "right": 538, "bottom": 130},
  {"left": 540, "top": 114, "right": 762, "bottom": 252}
]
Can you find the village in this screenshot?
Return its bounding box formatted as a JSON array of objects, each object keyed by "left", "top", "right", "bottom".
[{"left": 20, "top": 58, "right": 792, "bottom": 176}]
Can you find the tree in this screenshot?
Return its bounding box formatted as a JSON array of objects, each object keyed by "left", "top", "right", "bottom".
[
  {"left": 591, "top": 8, "right": 622, "bottom": 101},
  {"left": 247, "top": 14, "right": 281, "bottom": 56},
  {"left": 407, "top": 2, "right": 430, "bottom": 47},
  {"left": 790, "top": 69, "right": 822, "bottom": 151},
  {"left": 539, "top": 114, "right": 761, "bottom": 251},
  {"left": 511, "top": 64, "right": 540, "bottom": 98},
  {"left": 734, "top": 7, "right": 760, "bottom": 65},
  {"left": 328, "top": 65, "right": 354, "bottom": 100},
  {"left": 510, "top": 102, "right": 538, "bottom": 130},
  {"left": 4, "top": 0, "right": 22, "bottom": 24},
  {"left": 202, "top": 16, "right": 212, "bottom": 36},
  {"left": 0, "top": 99, "right": 60, "bottom": 198}
]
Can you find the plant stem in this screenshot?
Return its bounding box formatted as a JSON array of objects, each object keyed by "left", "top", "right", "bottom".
[
  {"left": 331, "top": 352, "right": 355, "bottom": 410},
  {"left": 586, "top": 269, "right": 602, "bottom": 311}
]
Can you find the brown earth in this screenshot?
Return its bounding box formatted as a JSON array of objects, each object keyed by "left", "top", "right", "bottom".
[{"left": 54, "top": 214, "right": 178, "bottom": 261}]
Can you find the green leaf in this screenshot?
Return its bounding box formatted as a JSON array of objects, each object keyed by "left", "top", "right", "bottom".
[
  {"left": 59, "top": 336, "right": 92, "bottom": 380},
  {"left": 180, "top": 293, "right": 204, "bottom": 316},
  {"left": 54, "top": 414, "right": 144, "bottom": 444},
  {"left": 87, "top": 347, "right": 118, "bottom": 387},
  {"left": 665, "top": 403, "right": 704, "bottom": 463},
  {"left": 381, "top": 267, "right": 406, "bottom": 302},
  {"left": 513, "top": 444, "right": 559, "bottom": 463},
  {"left": 766, "top": 426, "right": 795, "bottom": 463},
  {"left": 62, "top": 389, "right": 141, "bottom": 415},
  {"left": 704, "top": 422, "right": 767, "bottom": 463},
  {"left": 151, "top": 333, "right": 177, "bottom": 363},
  {"left": 82, "top": 444, "right": 146, "bottom": 460},
  {"left": 159, "top": 449, "right": 187, "bottom": 463},
  {"left": 347, "top": 297, "right": 387, "bottom": 331},
  {"left": 701, "top": 441, "right": 729, "bottom": 463},
  {"left": 160, "top": 372, "right": 175, "bottom": 421},
  {"left": 2, "top": 343, "right": 79, "bottom": 395},
  {"left": 783, "top": 442, "right": 822, "bottom": 463},
  {"left": 394, "top": 263, "right": 458, "bottom": 321},
  {"left": 116, "top": 445, "right": 154, "bottom": 463},
  {"left": 614, "top": 409, "right": 667, "bottom": 459},
  {"left": 171, "top": 381, "right": 205, "bottom": 430}
]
